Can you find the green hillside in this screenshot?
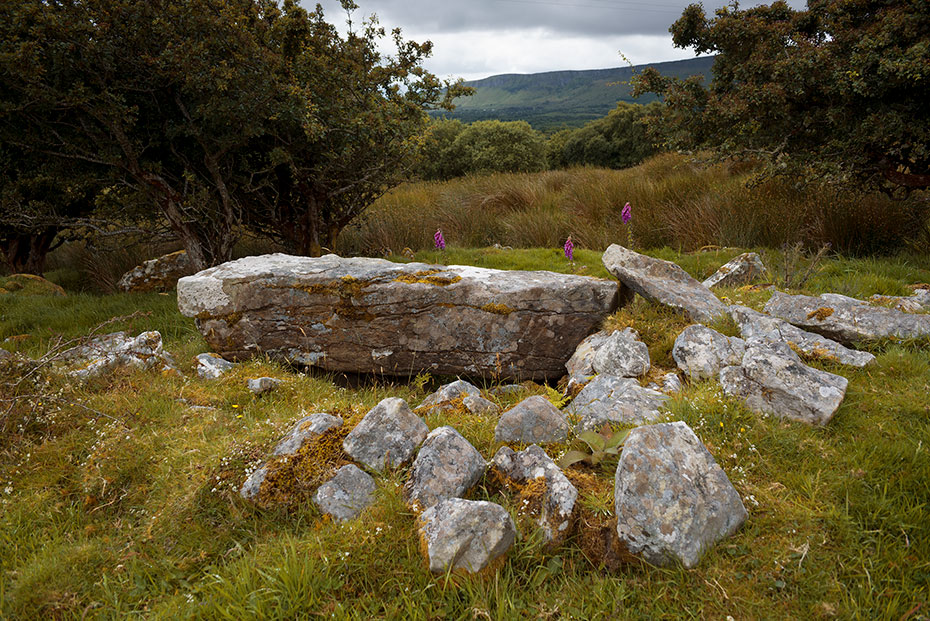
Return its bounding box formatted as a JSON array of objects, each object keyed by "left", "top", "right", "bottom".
[{"left": 439, "top": 56, "right": 715, "bottom": 131}]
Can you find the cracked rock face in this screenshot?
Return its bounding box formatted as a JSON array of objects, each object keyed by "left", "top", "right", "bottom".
[
  {"left": 63, "top": 331, "right": 177, "bottom": 381},
  {"left": 117, "top": 250, "right": 195, "bottom": 293},
  {"left": 764, "top": 291, "right": 930, "bottom": 345},
  {"left": 569, "top": 375, "right": 668, "bottom": 432},
  {"left": 418, "top": 498, "right": 517, "bottom": 574},
  {"left": 614, "top": 421, "right": 747, "bottom": 569},
  {"left": 342, "top": 398, "right": 428, "bottom": 472},
  {"left": 404, "top": 426, "right": 486, "bottom": 512},
  {"left": 602, "top": 244, "right": 727, "bottom": 323},
  {"left": 729, "top": 305, "right": 874, "bottom": 368},
  {"left": 196, "top": 353, "right": 236, "bottom": 379},
  {"left": 591, "top": 328, "right": 651, "bottom": 378},
  {"left": 719, "top": 342, "right": 848, "bottom": 425},
  {"left": 494, "top": 396, "right": 569, "bottom": 444},
  {"left": 492, "top": 445, "right": 577, "bottom": 543},
  {"left": 177, "top": 253, "right": 619, "bottom": 381},
  {"left": 672, "top": 325, "right": 746, "bottom": 381},
  {"left": 313, "top": 464, "right": 377, "bottom": 522},
  {"left": 702, "top": 252, "right": 766, "bottom": 289}
]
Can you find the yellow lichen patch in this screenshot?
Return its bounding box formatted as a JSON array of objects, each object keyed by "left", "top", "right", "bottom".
[
  {"left": 788, "top": 342, "right": 840, "bottom": 364},
  {"left": 910, "top": 283, "right": 930, "bottom": 291},
  {"left": 417, "top": 395, "right": 468, "bottom": 417},
  {"left": 480, "top": 303, "right": 514, "bottom": 315},
  {"left": 393, "top": 270, "right": 462, "bottom": 287},
  {"left": 807, "top": 307, "right": 835, "bottom": 321},
  {"left": 256, "top": 425, "right": 353, "bottom": 507}
]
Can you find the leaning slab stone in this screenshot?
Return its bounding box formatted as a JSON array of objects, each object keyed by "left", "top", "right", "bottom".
[
  {"left": 592, "top": 328, "right": 651, "bottom": 378},
  {"left": 247, "top": 377, "right": 282, "bottom": 395},
  {"left": 196, "top": 353, "right": 236, "bottom": 379},
  {"left": 569, "top": 375, "right": 668, "bottom": 432},
  {"left": 404, "top": 426, "right": 486, "bottom": 512},
  {"left": 342, "top": 398, "right": 428, "bottom": 472},
  {"left": 602, "top": 244, "right": 727, "bottom": 323},
  {"left": 418, "top": 498, "right": 517, "bottom": 574},
  {"left": 177, "top": 253, "right": 619, "bottom": 381},
  {"left": 240, "top": 413, "right": 343, "bottom": 501},
  {"left": 63, "top": 331, "right": 177, "bottom": 381},
  {"left": 702, "top": 252, "right": 766, "bottom": 289},
  {"left": 764, "top": 291, "right": 930, "bottom": 345},
  {"left": 492, "top": 445, "right": 577, "bottom": 543},
  {"left": 719, "top": 342, "right": 848, "bottom": 425},
  {"left": 313, "top": 464, "right": 377, "bottom": 522},
  {"left": 494, "top": 396, "right": 569, "bottom": 444},
  {"left": 672, "top": 325, "right": 746, "bottom": 381},
  {"left": 117, "top": 250, "right": 195, "bottom": 292},
  {"left": 614, "top": 421, "right": 748, "bottom": 569},
  {"left": 729, "top": 305, "right": 874, "bottom": 367},
  {"left": 417, "top": 379, "right": 498, "bottom": 416}
]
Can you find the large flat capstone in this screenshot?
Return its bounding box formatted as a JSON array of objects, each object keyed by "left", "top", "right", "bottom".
[{"left": 177, "top": 253, "right": 619, "bottom": 380}]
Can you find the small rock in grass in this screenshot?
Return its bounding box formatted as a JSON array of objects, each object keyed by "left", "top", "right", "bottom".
[
  {"left": 404, "top": 426, "right": 486, "bottom": 511},
  {"left": 565, "top": 331, "right": 611, "bottom": 386},
  {"left": 313, "top": 464, "right": 377, "bottom": 522},
  {"left": 462, "top": 395, "right": 500, "bottom": 415},
  {"left": 0, "top": 347, "right": 11, "bottom": 361},
  {"left": 494, "top": 396, "right": 569, "bottom": 444},
  {"left": 569, "top": 375, "right": 668, "bottom": 432},
  {"left": 487, "top": 384, "right": 527, "bottom": 398},
  {"left": 418, "top": 498, "right": 517, "bottom": 574},
  {"left": 196, "top": 353, "right": 236, "bottom": 379},
  {"left": 343, "top": 397, "right": 428, "bottom": 472},
  {"left": 417, "top": 379, "right": 481, "bottom": 413},
  {"left": 672, "top": 324, "right": 746, "bottom": 381},
  {"left": 614, "top": 421, "right": 747, "bottom": 568},
  {"left": 591, "top": 328, "right": 651, "bottom": 378},
  {"left": 702, "top": 252, "right": 766, "bottom": 289},
  {"left": 65, "top": 331, "right": 177, "bottom": 381},
  {"left": 247, "top": 377, "right": 282, "bottom": 395}
]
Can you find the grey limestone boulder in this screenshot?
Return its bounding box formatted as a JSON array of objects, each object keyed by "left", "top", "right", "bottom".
[
  {"left": 719, "top": 342, "right": 848, "bottom": 425},
  {"left": 196, "top": 353, "right": 236, "bottom": 379},
  {"left": 591, "top": 328, "right": 650, "bottom": 378},
  {"left": 672, "top": 325, "right": 746, "bottom": 381},
  {"left": 417, "top": 379, "right": 500, "bottom": 416},
  {"left": 614, "top": 421, "right": 748, "bottom": 569},
  {"left": 569, "top": 375, "right": 668, "bottom": 432},
  {"left": 764, "top": 290, "right": 930, "bottom": 345},
  {"left": 177, "top": 253, "right": 619, "bottom": 381},
  {"left": 494, "top": 396, "right": 569, "bottom": 444},
  {"left": 248, "top": 377, "right": 282, "bottom": 395},
  {"left": 868, "top": 289, "right": 930, "bottom": 313},
  {"left": 313, "top": 464, "right": 377, "bottom": 522},
  {"left": 418, "top": 498, "right": 517, "bottom": 573},
  {"left": 462, "top": 395, "right": 500, "bottom": 415},
  {"left": 404, "top": 426, "right": 486, "bottom": 512},
  {"left": 117, "top": 250, "right": 195, "bottom": 293},
  {"left": 602, "top": 244, "right": 727, "bottom": 323},
  {"left": 565, "top": 330, "right": 611, "bottom": 387},
  {"left": 492, "top": 445, "right": 577, "bottom": 543},
  {"left": 342, "top": 398, "right": 428, "bottom": 472},
  {"left": 729, "top": 305, "right": 874, "bottom": 367},
  {"left": 64, "top": 331, "right": 177, "bottom": 381},
  {"left": 702, "top": 252, "right": 766, "bottom": 289}
]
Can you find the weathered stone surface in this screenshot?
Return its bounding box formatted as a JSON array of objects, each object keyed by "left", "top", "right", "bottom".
[
  {"left": 196, "top": 353, "right": 236, "bottom": 379},
  {"left": 719, "top": 342, "right": 848, "bottom": 425},
  {"left": 417, "top": 380, "right": 495, "bottom": 416},
  {"left": 764, "top": 291, "right": 930, "bottom": 345},
  {"left": 702, "top": 252, "right": 766, "bottom": 289},
  {"left": 565, "top": 330, "right": 611, "bottom": 386},
  {"left": 117, "top": 250, "right": 195, "bottom": 293},
  {"left": 63, "top": 331, "right": 176, "bottom": 381},
  {"left": 672, "top": 325, "right": 746, "bottom": 381},
  {"left": 614, "top": 421, "right": 747, "bottom": 569},
  {"left": 869, "top": 289, "right": 930, "bottom": 313},
  {"left": 0, "top": 347, "right": 11, "bottom": 361},
  {"left": 602, "top": 244, "right": 727, "bottom": 323},
  {"left": 660, "top": 372, "right": 683, "bottom": 394},
  {"left": 592, "top": 328, "right": 650, "bottom": 378},
  {"left": 313, "top": 464, "right": 377, "bottom": 522},
  {"left": 418, "top": 498, "right": 517, "bottom": 573},
  {"left": 404, "top": 426, "right": 486, "bottom": 511},
  {"left": 492, "top": 445, "right": 577, "bottom": 543},
  {"left": 729, "top": 305, "right": 874, "bottom": 367},
  {"left": 494, "top": 396, "right": 569, "bottom": 444},
  {"left": 177, "top": 253, "right": 619, "bottom": 380},
  {"left": 463, "top": 395, "right": 500, "bottom": 416},
  {"left": 248, "top": 377, "right": 282, "bottom": 395},
  {"left": 569, "top": 375, "right": 668, "bottom": 432},
  {"left": 342, "top": 398, "right": 428, "bottom": 472},
  {"left": 240, "top": 413, "right": 343, "bottom": 500}
]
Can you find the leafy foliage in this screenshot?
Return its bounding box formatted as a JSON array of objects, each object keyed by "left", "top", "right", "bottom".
[
  {"left": 558, "top": 429, "right": 630, "bottom": 469},
  {"left": 547, "top": 102, "right": 663, "bottom": 170}
]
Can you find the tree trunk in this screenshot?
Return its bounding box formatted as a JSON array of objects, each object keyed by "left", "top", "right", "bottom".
[{"left": 0, "top": 228, "right": 59, "bottom": 275}]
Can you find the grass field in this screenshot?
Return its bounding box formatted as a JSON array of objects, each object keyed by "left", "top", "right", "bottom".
[{"left": 1, "top": 246, "right": 929, "bottom": 619}]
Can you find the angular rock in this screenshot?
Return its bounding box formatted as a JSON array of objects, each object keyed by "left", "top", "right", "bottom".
[
  {"left": 764, "top": 290, "right": 930, "bottom": 345},
  {"left": 565, "top": 330, "right": 611, "bottom": 386},
  {"left": 342, "top": 398, "right": 428, "bottom": 472},
  {"left": 729, "top": 305, "right": 874, "bottom": 367},
  {"left": 615, "top": 421, "right": 748, "bottom": 569},
  {"left": 417, "top": 379, "right": 498, "bottom": 416},
  {"left": 117, "top": 250, "right": 195, "bottom": 293},
  {"left": 404, "top": 426, "right": 486, "bottom": 511},
  {"left": 569, "top": 375, "right": 668, "bottom": 432},
  {"left": 63, "top": 331, "right": 176, "bottom": 381},
  {"left": 602, "top": 244, "right": 727, "bottom": 323},
  {"left": 648, "top": 372, "right": 683, "bottom": 394},
  {"left": 418, "top": 498, "right": 517, "bottom": 574},
  {"left": 719, "top": 342, "right": 848, "bottom": 425},
  {"left": 240, "top": 413, "right": 343, "bottom": 500},
  {"left": 247, "top": 377, "right": 282, "bottom": 395},
  {"left": 177, "top": 253, "right": 620, "bottom": 381},
  {"left": 196, "top": 353, "right": 236, "bottom": 379},
  {"left": 492, "top": 445, "right": 577, "bottom": 543},
  {"left": 313, "top": 464, "right": 377, "bottom": 522},
  {"left": 494, "top": 396, "right": 569, "bottom": 444},
  {"left": 672, "top": 325, "right": 746, "bottom": 381},
  {"left": 464, "top": 395, "right": 500, "bottom": 416},
  {"left": 702, "top": 252, "right": 766, "bottom": 289},
  {"left": 591, "top": 328, "right": 650, "bottom": 378}
]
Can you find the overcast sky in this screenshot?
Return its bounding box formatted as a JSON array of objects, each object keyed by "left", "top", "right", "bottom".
[{"left": 302, "top": 0, "right": 805, "bottom": 81}]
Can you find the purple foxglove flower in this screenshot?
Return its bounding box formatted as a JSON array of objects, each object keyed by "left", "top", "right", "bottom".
[
  {"left": 621, "top": 202, "right": 632, "bottom": 225},
  {"left": 434, "top": 228, "right": 445, "bottom": 250},
  {"left": 564, "top": 235, "right": 574, "bottom": 261}
]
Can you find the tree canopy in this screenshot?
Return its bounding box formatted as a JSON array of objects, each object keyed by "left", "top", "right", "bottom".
[{"left": 633, "top": 0, "right": 930, "bottom": 193}]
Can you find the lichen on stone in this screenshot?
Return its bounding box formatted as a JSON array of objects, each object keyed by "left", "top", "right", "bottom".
[
  {"left": 480, "top": 303, "right": 514, "bottom": 315},
  {"left": 807, "top": 307, "right": 835, "bottom": 321},
  {"left": 393, "top": 270, "right": 462, "bottom": 287}
]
